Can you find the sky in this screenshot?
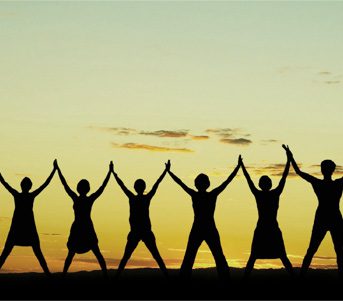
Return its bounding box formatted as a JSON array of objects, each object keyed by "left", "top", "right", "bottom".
[{"left": 0, "top": 1, "right": 343, "bottom": 273}]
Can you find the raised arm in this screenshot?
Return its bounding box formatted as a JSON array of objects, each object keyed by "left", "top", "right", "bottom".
[
  {"left": 211, "top": 155, "right": 241, "bottom": 195},
  {"left": 240, "top": 157, "right": 258, "bottom": 194},
  {"left": 286, "top": 146, "right": 318, "bottom": 184},
  {"left": 147, "top": 160, "right": 170, "bottom": 198},
  {"left": 32, "top": 160, "right": 57, "bottom": 197},
  {"left": 91, "top": 161, "right": 113, "bottom": 200},
  {"left": 56, "top": 161, "right": 77, "bottom": 199},
  {"left": 275, "top": 146, "right": 291, "bottom": 194},
  {"left": 168, "top": 167, "right": 195, "bottom": 196},
  {"left": 0, "top": 173, "right": 18, "bottom": 196},
  {"left": 112, "top": 170, "right": 134, "bottom": 198}
]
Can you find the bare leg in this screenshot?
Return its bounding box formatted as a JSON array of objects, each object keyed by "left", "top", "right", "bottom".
[
  {"left": 0, "top": 242, "right": 14, "bottom": 270},
  {"left": 180, "top": 228, "right": 203, "bottom": 279},
  {"left": 32, "top": 244, "right": 50, "bottom": 276},
  {"left": 92, "top": 245, "right": 108, "bottom": 278},
  {"left": 117, "top": 232, "right": 140, "bottom": 277},
  {"left": 280, "top": 254, "right": 294, "bottom": 277},
  {"left": 205, "top": 228, "right": 230, "bottom": 279},
  {"left": 143, "top": 232, "right": 168, "bottom": 277},
  {"left": 244, "top": 254, "right": 256, "bottom": 279},
  {"left": 330, "top": 226, "right": 343, "bottom": 278},
  {"left": 63, "top": 251, "right": 75, "bottom": 276},
  {"left": 301, "top": 222, "right": 326, "bottom": 277}
]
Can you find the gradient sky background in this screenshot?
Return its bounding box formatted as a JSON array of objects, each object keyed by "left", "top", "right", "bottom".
[{"left": 0, "top": 1, "right": 343, "bottom": 273}]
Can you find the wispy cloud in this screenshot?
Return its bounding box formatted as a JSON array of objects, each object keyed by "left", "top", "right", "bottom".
[
  {"left": 168, "top": 248, "right": 211, "bottom": 254},
  {"left": 318, "top": 71, "right": 331, "bottom": 75},
  {"left": 248, "top": 163, "right": 299, "bottom": 177},
  {"left": 41, "top": 233, "right": 61, "bottom": 236},
  {"left": 140, "top": 130, "right": 188, "bottom": 138},
  {"left": 313, "top": 256, "right": 336, "bottom": 260},
  {"left": 206, "top": 128, "right": 253, "bottom": 146},
  {"left": 324, "top": 80, "right": 340, "bottom": 85},
  {"left": 190, "top": 135, "right": 210, "bottom": 141},
  {"left": 220, "top": 138, "right": 252, "bottom": 146},
  {"left": 71, "top": 257, "right": 182, "bottom": 268},
  {"left": 112, "top": 142, "right": 193, "bottom": 153},
  {"left": 310, "top": 164, "right": 343, "bottom": 176},
  {"left": 206, "top": 128, "right": 236, "bottom": 138},
  {"left": 260, "top": 139, "right": 279, "bottom": 145},
  {"left": 90, "top": 126, "right": 138, "bottom": 135}
]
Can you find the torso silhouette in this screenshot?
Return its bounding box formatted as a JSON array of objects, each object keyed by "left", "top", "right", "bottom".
[
  {"left": 10, "top": 192, "right": 39, "bottom": 246},
  {"left": 311, "top": 179, "right": 343, "bottom": 224},
  {"left": 254, "top": 190, "right": 280, "bottom": 227},
  {"left": 191, "top": 191, "right": 218, "bottom": 226},
  {"left": 129, "top": 194, "right": 152, "bottom": 232},
  {"left": 68, "top": 194, "right": 98, "bottom": 253},
  {"left": 73, "top": 195, "right": 95, "bottom": 222}
]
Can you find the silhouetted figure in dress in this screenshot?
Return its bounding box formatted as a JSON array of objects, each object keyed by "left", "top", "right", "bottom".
[
  {"left": 56, "top": 160, "right": 113, "bottom": 278},
  {"left": 168, "top": 158, "right": 241, "bottom": 279},
  {"left": 112, "top": 161, "right": 169, "bottom": 277},
  {"left": 0, "top": 160, "right": 57, "bottom": 275},
  {"left": 286, "top": 147, "right": 343, "bottom": 277},
  {"left": 241, "top": 145, "right": 293, "bottom": 278}
]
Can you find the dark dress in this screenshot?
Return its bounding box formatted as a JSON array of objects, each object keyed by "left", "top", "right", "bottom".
[
  {"left": 251, "top": 189, "right": 286, "bottom": 259},
  {"left": 67, "top": 195, "right": 98, "bottom": 254},
  {"left": 7, "top": 193, "right": 40, "bottom": 246}
]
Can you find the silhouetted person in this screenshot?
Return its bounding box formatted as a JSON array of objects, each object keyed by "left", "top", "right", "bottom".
[
  {"left": 167, "top": 158, "right": 240, "bottom": 279},
  {"left": 286, "top": 147, "right": 343, "bottom": 277},
  {"left": 0, "top": 161, "right": 57, "bottom": 275},
  {"left": 240, "top": 145, "right": 293, "bottom": 278},
  {"left": 56, "top": 160, "right": 113, "bottom": 278},
  {"left": 112, "top": 161, "right": 169, "bottom": 277}
]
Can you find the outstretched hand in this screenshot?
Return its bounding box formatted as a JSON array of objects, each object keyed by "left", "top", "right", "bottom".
[
  {"left": 165, "top": 160, "right": 171, "bottom": 172},
  {"left": 53, "top": 159, "right": 58, "bottom": 170},
  {"left": 238, "top": 155, "right": 243, "bottom": 166},
  {"left": 282, "top": 144, "right": 293, "bottom": 159}
]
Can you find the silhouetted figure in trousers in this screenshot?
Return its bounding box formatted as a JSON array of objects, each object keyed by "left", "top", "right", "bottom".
[
  {"left": 0, "top": 160, "right": 57, "bottom": 275},
  {"left": 113, "top": 161, "right": 169, "bottom": 277},
  {"left": 286, "top": 147, "right": 343, "bottom": 278},
  {"left": 241, "top": 145, "right": 293, "bottom": 278},
  {"left": 168, "top": 157, "right": 241, "bottom": 279},
  {"left": 56, "top": 160, "right": 112, "bottom": 278}
]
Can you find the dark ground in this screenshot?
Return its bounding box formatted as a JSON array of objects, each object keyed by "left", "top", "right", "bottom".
[{"left": 0, "top": 267, "right": 342, "bottom": 299}]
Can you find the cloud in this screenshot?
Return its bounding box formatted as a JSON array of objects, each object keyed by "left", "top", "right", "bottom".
[
  {"left": 206, "top": 128, "right": 235, "bottom": 138},
  {"left": 168, "top": 248, "right": 211, "bottom": 254},
  {"left": 206, "top": 128, "right": 253, "bottom": 146},
  {"left": 190, "top": 135, "right": 210, "bottom": 141},
  {"left": 324, "top": 80, "right": 340, "bottom": 84},
  {"left": 318, "top": 71, "right": 331, "bottom": 75},
  {"left": 15, "top": 173, "right": 30, "bottom": 177},
  {"left": 139, "top": 130, "right": 189, "bottom": 138},
  {"left": 112, "top": 142, "right": 193, "bottom": 153},
  {"left": 261, "top": 139, "right": 279, "bottom": 145},
  {"left": 220, "top": 138, "right": 252, "bottom": 146},
  {"left": 71, "top": 257, "right": 182, "bottom": 268},
  {"left": 310, "top": 164, "right": 343, "bottom": 176},
  {"left": 41, "top": 233, "right": 61, "bottom": 236},
  {"left": 313, "top": 256, "right": 336, "bottom": 260},
  {"left": 249, "top": 163, "right": 299, "bottom": 177}
]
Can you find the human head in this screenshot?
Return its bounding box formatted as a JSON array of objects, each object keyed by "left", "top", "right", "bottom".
[
  {"left": 21, "top": 177, "right": 32, "bottom": 192},
  {"left": 194, "top": 173, "right": 210, "bottom": 191},
  {"left": 77, "top": 179, "right": 90, "bottom": 195},
  {"left": 259, "top": 175, "right": 272, "bottom": 191},
  {"left": 321, "top": 160, "right": 336, "bottom": 177},
  {"left": 134, "top": 179, "right": 146, "bottom": 194}
]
